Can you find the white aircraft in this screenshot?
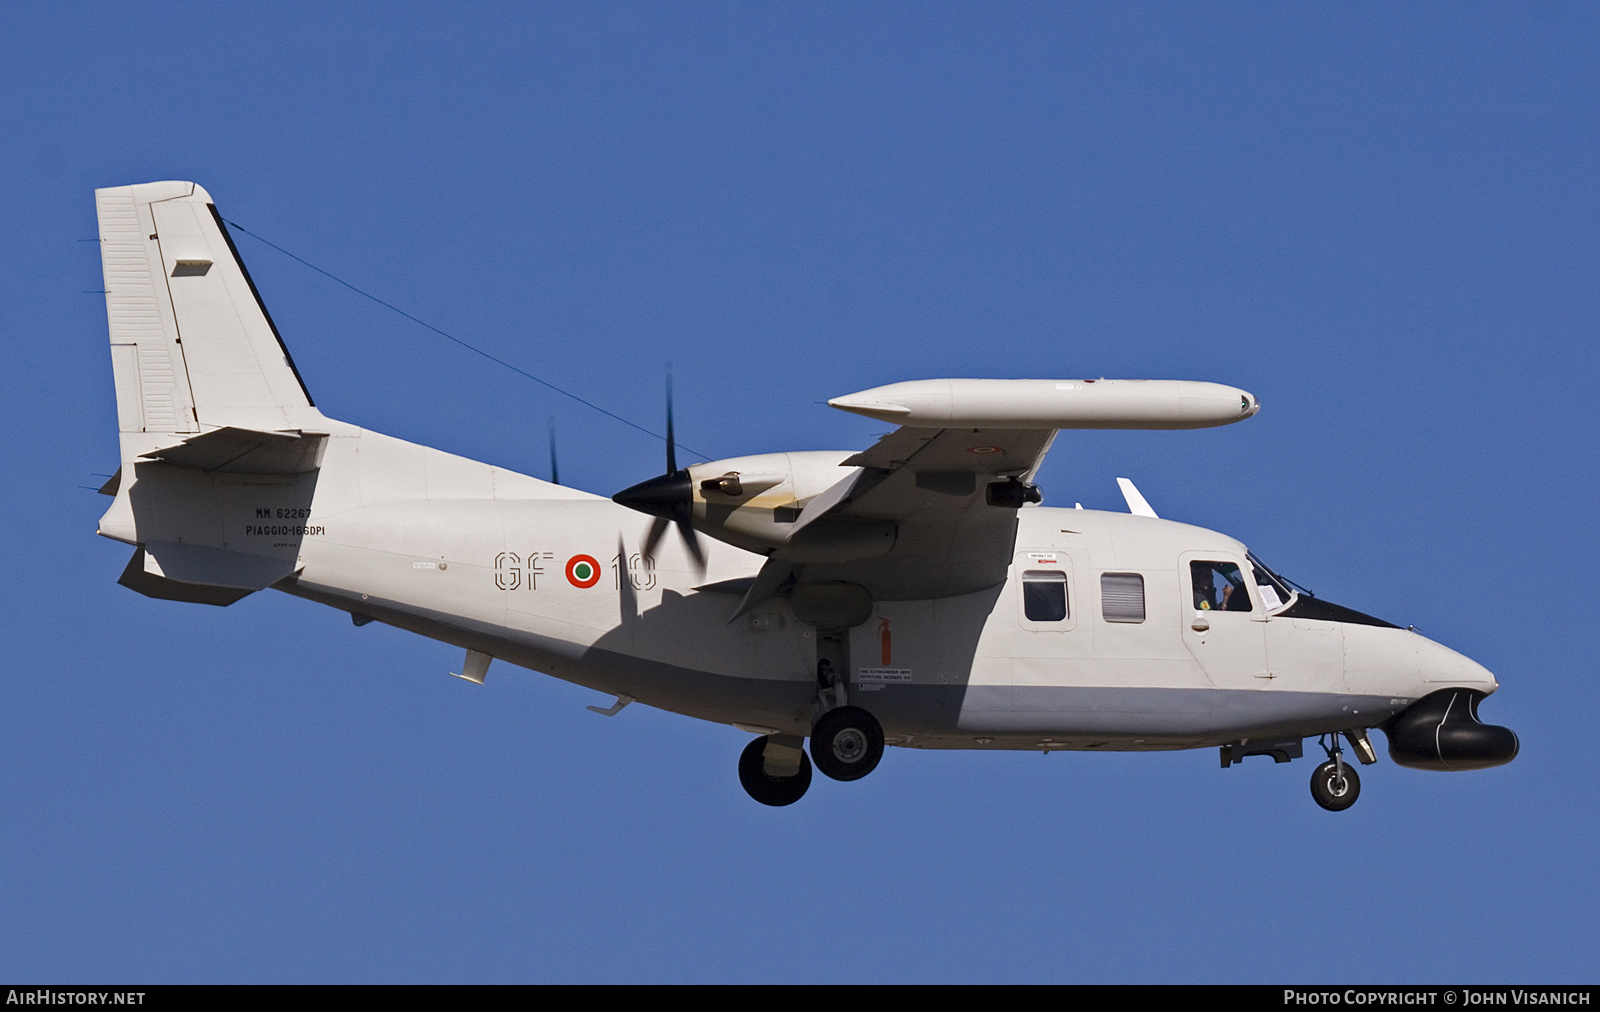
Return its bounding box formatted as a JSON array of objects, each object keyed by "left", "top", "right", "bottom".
[{"left": 92, "top": 181, "right": 1519, "bottom": 809}]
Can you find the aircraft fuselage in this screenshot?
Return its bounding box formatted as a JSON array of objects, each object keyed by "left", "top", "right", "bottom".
[{"left": 210, "top": 424, "right": 1494, "bottom": 754}]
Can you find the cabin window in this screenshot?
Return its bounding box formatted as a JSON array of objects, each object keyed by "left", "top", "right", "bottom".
[
  {"left": 1191, "top": 561, "right": 1253, "bottom": 612},
  {"left": 1022, "top": 570, "right": 1068, "bottom": 622},
  {"left": 1101, "top": 572, "right": 1145, "bottom": 623}
]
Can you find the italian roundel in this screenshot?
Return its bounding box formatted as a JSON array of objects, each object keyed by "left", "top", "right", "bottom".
[{"left": 565, "top": 554, "right": 601, "bottom": 588}]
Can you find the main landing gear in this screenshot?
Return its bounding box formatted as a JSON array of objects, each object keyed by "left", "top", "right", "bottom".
[
  {"left": 810, "top": 705, "right": 884, "bottom": 782},
  {"left": 809, "top": 651, "right": 884, "bottom": 782},
  {"left": 739, "top": 735, "right": 812, "bottom": 807},
  {"left": 736, "top": 654, "right": 887, "bottom": 806}
]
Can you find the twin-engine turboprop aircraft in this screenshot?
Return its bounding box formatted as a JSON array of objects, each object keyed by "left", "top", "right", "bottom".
[{"left": 93, "top": 181, "right": 1519, "bottom": 809}]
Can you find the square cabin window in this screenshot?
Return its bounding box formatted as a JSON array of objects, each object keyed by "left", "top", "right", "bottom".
[
  {"left": 1101, "top": 572, "right": 1146, "bottom": 623},
  {"left": 1022, "top": 570, "right": 1068, "bottom": 622}
]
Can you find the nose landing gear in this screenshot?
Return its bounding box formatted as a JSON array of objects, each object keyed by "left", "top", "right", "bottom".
[{"left": 1310, "top": 733, "right": 1362, "bottom": 811}]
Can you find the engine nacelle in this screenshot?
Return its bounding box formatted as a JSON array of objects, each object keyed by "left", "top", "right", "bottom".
[
  {"left": 1380, "top": 688, "right": 1519, "bottom": 771},
  {"left": 685, "top": 452, "right": 895, "bottom": 562}
]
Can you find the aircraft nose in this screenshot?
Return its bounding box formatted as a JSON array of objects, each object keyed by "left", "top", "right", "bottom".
[
  {"left": 1416, "top": 633, "right": 1498, "bottom": 694},
  {"left": 1382, "top": 634, "right": 1516, "bottom": 771}
]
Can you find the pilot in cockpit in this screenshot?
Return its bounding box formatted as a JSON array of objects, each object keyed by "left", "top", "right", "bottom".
[{"left": 1193, "top": 561, "right": 1252, "bottom": 612}]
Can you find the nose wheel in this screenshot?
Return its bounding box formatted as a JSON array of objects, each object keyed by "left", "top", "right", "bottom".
[{"left": 1310, "top": 734, "right": 1362, "bottom": 811}]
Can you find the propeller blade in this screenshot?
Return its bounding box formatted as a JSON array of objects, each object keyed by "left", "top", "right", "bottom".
[
  {"left": 664, "top": 366, "right": 677, "bottom": 476},
  {"left": 615, "top": 364, "right": 704, "bottom": 575},
  {"left": 642, "top": 516, "right": 670, "bottom": 560},
  {"left": 677, "top": 516, "right": 705, "bottom": 573},
  {"left": 616, "top": 535, "right": 637, "bottom": 618},
  {"left": 548, "top": 417, "right": 560, "bottom": 486}
]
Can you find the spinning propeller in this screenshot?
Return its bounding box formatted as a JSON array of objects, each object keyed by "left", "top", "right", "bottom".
[{"left": 612, "top": 371, "right": 705, "bottom": 573}]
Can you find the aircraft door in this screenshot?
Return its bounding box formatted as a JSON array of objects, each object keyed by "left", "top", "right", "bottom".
[{"left": 1180, "top": 553, "right": 1270, "bottom": 689}]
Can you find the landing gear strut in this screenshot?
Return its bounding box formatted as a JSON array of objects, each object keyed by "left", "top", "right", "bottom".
[
  {"left": 1310, "top": 733, "right": 1361, "bottom": 811},
  {"left": 809, "top": 645, "right": 885, "bottom": 782}
]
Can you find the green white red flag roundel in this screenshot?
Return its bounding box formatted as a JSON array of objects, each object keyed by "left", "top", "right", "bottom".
[{"left": 565, "top": 554, "right": 601, "bottom": 588}]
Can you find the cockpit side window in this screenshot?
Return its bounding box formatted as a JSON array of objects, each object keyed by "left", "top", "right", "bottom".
[
  {"left": 1022, "top": 570, "right": 1068, "bottom": 622},
  {"left": 1245, "top": 551, "right": 1295, "bottom": 613},
  {"left": 1191, "top": 561, "right": 1253, "bottom": 612}
]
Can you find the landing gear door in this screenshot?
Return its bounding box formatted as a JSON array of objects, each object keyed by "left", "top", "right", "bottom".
[{"left": 1180, "top": 552, "right": 1270, "bottom": 690}]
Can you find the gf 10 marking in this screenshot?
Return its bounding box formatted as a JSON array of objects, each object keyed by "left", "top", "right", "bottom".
[
  {"left": 494, "top": 552, "right": 554, "bottom": 591},
  {"left": 493, "top": 552, "right": 657, "bottom": 591}
]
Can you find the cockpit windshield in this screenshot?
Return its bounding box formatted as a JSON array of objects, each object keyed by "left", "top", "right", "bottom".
[{"left": 1245, "top": 551, "right": 1297, "bottom": 613}]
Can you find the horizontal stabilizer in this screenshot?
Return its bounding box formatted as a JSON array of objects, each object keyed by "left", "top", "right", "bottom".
[
  {"left": 119, "top": 548, "right": 253, "bottom": 606},
  {"left": 139, "top": 426, "right": 327, "bottom": 474},
  {"left": 143, "top": 540, "right": 298, "bottom": 590}
]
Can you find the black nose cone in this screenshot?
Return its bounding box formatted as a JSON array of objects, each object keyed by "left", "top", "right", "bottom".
[
  {"left": 613, "top": 471, "right": 692, "bottom": 519},
  {"left": 1383, "top": 688, "right": 1520, "bottom": 771}
]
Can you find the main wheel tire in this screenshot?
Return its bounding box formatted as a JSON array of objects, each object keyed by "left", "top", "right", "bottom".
[
  {"left": 738, "top": 736, "right": 812, "bottom": 807},
  {"left": 1310, "top": 759, "right": 1361, "bottom": 812},
  {"left": 809, "top": 706, "right": 885, "bottom": 782}
]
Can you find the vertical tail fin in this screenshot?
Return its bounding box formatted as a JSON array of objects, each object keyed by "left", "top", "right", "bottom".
[
  {"left": 97, "top": 181, "right": 317, "bottom": 438},
  {"left": 94, "top": 182, "right": 579, "bottom": 606},
  {"left": 96, "top": 182, "right": 326, "bottom": 599}
]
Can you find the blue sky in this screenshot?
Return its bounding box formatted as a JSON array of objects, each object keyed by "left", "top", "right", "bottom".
[{"left": 2, "top": 3, "right": 1596, "bottom": 982}]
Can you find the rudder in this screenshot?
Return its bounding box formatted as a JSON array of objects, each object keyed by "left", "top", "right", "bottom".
[{"left": 97, "top": 181, "right": 317, "bottom": 438}]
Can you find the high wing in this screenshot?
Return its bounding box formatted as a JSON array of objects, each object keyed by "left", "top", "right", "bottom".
[
  {"left": 789, "top": 425, "right": 1057, "bottom": 600},
  {"left": 616, "top": 377, "right": 1260, "bottom": 608}
]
